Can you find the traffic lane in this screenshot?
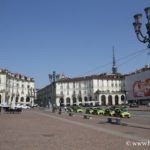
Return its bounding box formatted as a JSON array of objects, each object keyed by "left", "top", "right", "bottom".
[
  {"left": 41, "top": 110, "right": 150, "bottom": 141},
  {"left": 130, "top": 111, "right": 150, "bottom": 118},
  {"left": 121, "top": 111, "right": 150, "bottom": 126},
  {"left": 122, "top": 115, "right": 150, "bottom": 126},
  {"left": 0, "top": 110, "right": 140, "bottom": 150},
  {"left": 65, "top": 111, "right": 150, "bottom": 126}
]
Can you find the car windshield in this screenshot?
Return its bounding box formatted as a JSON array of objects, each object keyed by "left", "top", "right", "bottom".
[{"left": 121, "top": 109, "right": 128, "bottom": 112}]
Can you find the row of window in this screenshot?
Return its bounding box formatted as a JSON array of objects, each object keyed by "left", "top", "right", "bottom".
[
  {"left": 0, "top": 95, "right": 30, "bottom": 103},
  {"left": 6, "top": 83, "right": 31, "bottom": 88},
  {"left": 59, "top": 82, "right": 121, "bottom": 90},
  {"left": 16, "top": 97, "right": 30, "bottom": 102},
  {"left": 59, "top": 89, "right": 122, "bottom": 96}
]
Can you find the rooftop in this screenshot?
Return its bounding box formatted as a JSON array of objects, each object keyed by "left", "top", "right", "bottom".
[
  {"left": 57, "top": 73, "right": 124, "bottom": 83},
  {"left": 125, "top": 65, "right": 150, "bottom": 76},
  {"left": 0, "top": 68, "right": 34, "bottom": 82}
]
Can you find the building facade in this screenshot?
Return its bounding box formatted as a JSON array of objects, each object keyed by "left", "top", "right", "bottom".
[
  {"left": 125, "top": 65, "right": 150, "bottom": 104},
  {"left": 37, "top": 73, "right": 126, "bottom": 107},
  {"left": 0, "top": 68, "right": 35, "bottom": 107},
  {"left": 56, "top": 74, "right": 125, "bottom": 106}
]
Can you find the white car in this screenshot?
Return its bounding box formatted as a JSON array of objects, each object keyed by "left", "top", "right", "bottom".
[
  {"left": 15, "top": 104, "right": 22, "bottom": 108},
  {"left": 16, "top": 104, "right": 30, "bottom": 109},
  {"left": 21, "top": 105, "right": 30, "bottom": 109},
  {"left": 1, "top": 103, "right": 9, "bottom": 108}
]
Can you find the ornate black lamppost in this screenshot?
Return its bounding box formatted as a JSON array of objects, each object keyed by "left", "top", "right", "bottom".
[
  {"left": 49, "top": 71, "right": 60, "bottom": 84},
  {"left": 48, "top": 71, "right": 60, "bottom": 110},
  {"left": 133, "top": 7, "right": 150, "bottom": 48}
]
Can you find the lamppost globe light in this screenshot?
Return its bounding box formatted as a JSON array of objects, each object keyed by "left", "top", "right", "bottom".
[
  {"left": 134, "top": 14, "right": 142, "bottom": 23},
  {"left": 133, "top": 7, "right": 150, "bottom": 48},
  {"left": 145, "top": 7, "right": 150, "bottom": 20},
  {"left": 56, "top": 74, "right": 60, "bottom": 80},
  {"left": 133, "top": 22, "right": 142, "bottom": 33},
  {"left": 146, "top": 22, "right": 150, "bottom": 33}
]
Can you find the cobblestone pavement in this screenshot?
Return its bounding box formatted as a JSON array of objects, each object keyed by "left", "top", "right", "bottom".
[{"left": 0, "top": 109, "right": 149, "bottom": 150}]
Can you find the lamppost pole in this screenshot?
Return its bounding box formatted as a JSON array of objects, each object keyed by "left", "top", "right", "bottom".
[
  {"left": 48, "top": 71, "right": 60, "bottom": 108},
  {"left": 133, "top": 7, "right": 150, "bottom": 48}
]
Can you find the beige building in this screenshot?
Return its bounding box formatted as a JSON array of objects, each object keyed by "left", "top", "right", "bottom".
[
  {"left": 56, "top": 73, "right": 125, "bottom": 106},
  {"left": 0, "top": 68, "right": 35, "bottom": 107},
  {"left": 37, "top": 73, "right": 125, "bottom": 107}
]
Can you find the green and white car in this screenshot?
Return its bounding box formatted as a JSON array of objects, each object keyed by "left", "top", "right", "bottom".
[
  {"left": 85, "top": 108, "right": 94, "bottom": 114},
  {"left": 73, "top": 107, "right": 84, "bottom": 113},
  {"left": 92, "top": 108, "right": 105, "bottom": 115},
  {"left": 115, "top": 108, "right": 131, "bottom": 118},
  {"left": 104, "top": 108, "right": 115, "bottom": 116}
]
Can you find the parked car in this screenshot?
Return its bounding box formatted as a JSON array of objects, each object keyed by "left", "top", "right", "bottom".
[
  {"left": 73, "top": 107, "right": 84, "bottom": 113},
  {"left": 85, "top": 107, "right": 94, "bottom": 114},
  {"left": 147, "top": 102, "right": 150, "bottom": 107},
  {"left": 115, "top": 108, "right": 131, "bottom": 118},
  {"left": 1, "top": 103, "right": 9, "bottom": 108},
  {"left": 129, "top": 103, "right": 139, "bottom": 108},
  {"left": 104, "top": 108, "right": 115, "bottom": 116},
  {"left": 16, "top": 104, "right": 30, "bottom": 109},
  {"left": 92, "top": 108, "right": 104, "bottom": 115},
  {"left": 15, "top": 104, "right": 22, "bottom": 109},
  {"left": 67, "top": 107, "right": 74, "bottom": 112}
]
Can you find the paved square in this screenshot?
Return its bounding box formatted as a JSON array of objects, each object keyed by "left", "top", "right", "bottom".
[{"left": 0, "top": 109, "right": 149, "bottom": 150}]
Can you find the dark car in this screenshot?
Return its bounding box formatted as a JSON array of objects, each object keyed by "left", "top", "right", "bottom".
[{"left": 129, "top": 103, "right": 139, "bottom": 108}]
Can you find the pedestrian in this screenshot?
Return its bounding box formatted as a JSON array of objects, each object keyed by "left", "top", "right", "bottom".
[
  {"left": 10, "top": 101, "right": 15, "bottom": 114},
  {"left": 52, "top": 104, "right": 56, "bottom": 113},
  {"left": 58, "top": 107, "right": 61, "bottom": 114}
]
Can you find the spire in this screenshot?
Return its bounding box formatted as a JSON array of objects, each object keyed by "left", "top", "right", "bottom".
[{"left": 112, "top": 46, "right": 117, "bottom": 74}]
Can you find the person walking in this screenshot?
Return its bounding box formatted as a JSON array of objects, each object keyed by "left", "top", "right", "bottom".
[{"left": 59, "top": 107, "right": 62, "bottom": 115}]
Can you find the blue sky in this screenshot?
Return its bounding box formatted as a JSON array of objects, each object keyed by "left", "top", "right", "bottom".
[{"left": 0, "top": 0, "right": 150, "bottom": 88}]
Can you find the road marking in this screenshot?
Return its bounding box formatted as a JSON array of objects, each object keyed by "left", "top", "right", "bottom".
[{"left": 33, "top": 110, "right": 149, "bottom": 142}]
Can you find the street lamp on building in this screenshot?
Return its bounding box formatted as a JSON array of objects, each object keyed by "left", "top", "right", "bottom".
[{"left": 133, "top": 7, "right": 150, "bottom": 48}]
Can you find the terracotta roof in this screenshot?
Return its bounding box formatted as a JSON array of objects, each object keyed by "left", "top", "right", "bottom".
[
  {"left": 0, "top": 68, "right": 34, "bottom": 82},
  {"left": 57, "top": 73, "right": 124, "bottom": 83}
]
